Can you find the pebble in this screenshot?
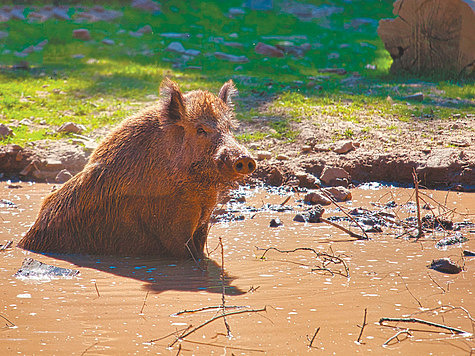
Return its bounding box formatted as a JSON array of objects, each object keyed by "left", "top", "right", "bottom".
[
  {"left": 256, "top": 150, "right": 272, "bottom": 160},
  {"left": 255, "top": 42, "right": 284, "bottom": 57},
  {"left": 137, "top": 25, "right": 153, "bottom": 34},
  {"left": 73, "top": 29, "right": 91, "bottom": 41},
  {"left": 304, "top": 191, "right": 331, "bottom": 205},
  {"left": 404, "top": 92, "right": 424, "bottom": 101},
  {"left": 101, "top": 39, "right": 115, "bottom": 45},
  {"left": 57, "top": 122, "right": 85, "bottom": 134},
  {"left": 276, "top": 154, "right": 290, "bottom": 160},
  {"left": 320, "top": 166, "right": 350, "bottom": 185},
  {"left": 322, "top": 187, "right": 352, "bottom": 202},
  {"left": 0, "top": 124, "right": 13, "bottom": 139},
  {"left": 213, "top": 52, "right": 249, "bottom": 63},
  {"left": 269, "top": 218, "right": 283, "bottom": 227},
  {"left": 333, "top": 140, "right": 356, "bottom": 154}
]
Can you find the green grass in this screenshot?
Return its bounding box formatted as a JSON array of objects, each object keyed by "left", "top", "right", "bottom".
[{"left": 0, "top": 0, "right": 473, "bottom": 146}]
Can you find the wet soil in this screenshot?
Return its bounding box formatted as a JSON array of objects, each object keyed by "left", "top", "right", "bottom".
[{"left": 1, "top": 183, "right": 474, "bottom": 354}]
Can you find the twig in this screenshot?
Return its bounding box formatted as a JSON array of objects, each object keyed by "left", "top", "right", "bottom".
[
  {"left": 397, "top": 273, "right": 423, "bottom": 308},
  {"left": 308, "top": 327, "right": 320, "bottom": 348},
  {"left": 412, "top": 169, "right": 423, "bottom": 240},
  {"left": 321, "top": 217, "right": 368, "bottom": 240},
  {"left": 80, "top": 341, "right": 99, "bottom": 356},
  {"left": 140, "top": 291, "right": 149, "bottom": 314},
  {"left": 93, "top": 281, "right": 100, "bottom": 298},
  {"left": 219, "top": 237, "right": 231, "bottom": 338},
  {"left": 320, "top": 190, "right": 369, "bottom": 240},
  {"left": 148, "top": 326, "right": 192, "bottom": 343},
  {"left": 356, "top": 308, "right": 368, "bottom": 343},
  {"left": 379, "top": 317, "right": 468, "bottom": 334},
  {"left": 280, "top": 196, "right": 291, "bottom": 206},
  {"left": 175, "top": 344, "right": 181, "bottom": 355},
  {"left": 0, "top": 313, "right": 15, "bottom": 327},
  {"left": 382, "top": 329, "right": 411, "bottom": 346},
  {"left": 168, "top": 307, "right": 267, "bottom": 348},
  {"left": 257, "top": 246, "right": 349, "bottom": 278},
  {"left": 0, "top": 240, "right": 13, "bottom": 251},
  {"left": 172, "top": 305, "right": 248, "bottom": 316},
  {"left": 426, "top": 272, "right": 446, "bottom": 293}
]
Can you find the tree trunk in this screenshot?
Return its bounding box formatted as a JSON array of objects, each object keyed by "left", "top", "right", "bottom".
[{"left": 378, "top": 0, "right": 475, "bottom": 76}]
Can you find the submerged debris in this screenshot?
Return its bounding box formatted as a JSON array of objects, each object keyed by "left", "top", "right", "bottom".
[
  {"left": 270, "top": 218, "right": 283, "bottom": 227},
  {"left": 435, "top": 233, "right": 468, "bottom": 250},
  {"left": 293, "top": 205, "right": 324, "bottom": 223},
  {"left": 14, "top": 258, "right": 80, "bottom": 281},
  {"left": 428, "top": 258, "right": 462, "bottom": 274}
]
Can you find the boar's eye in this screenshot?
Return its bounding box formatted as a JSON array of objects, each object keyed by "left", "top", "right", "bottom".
[{"left": 196, "top": 127, "right": 207, "bottom": 136}]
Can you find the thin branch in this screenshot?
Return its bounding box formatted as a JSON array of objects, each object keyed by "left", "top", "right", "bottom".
[
  {"left": 93, "top": 281, "right": 100, "bottom": 298},
  {"left": 382, "top": 329, "right": 411, "bottom": 346},
  {"left": 0, "top": 313, "right": 15, "bottom": 327},
  {"left": 140, "top": 291, "right": 149, "bottom": 314},
  {"left": 308, "top": 327, "right": 320, "bottom": 348},
  {"left": 280, "top": 196, "right": 291, "bottom": 206},
  {"left": 172, "top": 305, "right": 249, "bottom": 316},
  {"left": 148, "top": 326, "right": 192, "bottom": 343},
  {"left": 219, "top": 237, "right": 231, "bottom": 338},
  {"left": 426, "top": 272, "right": 446, "bottom": 293},
  {"left": 397, "top": 273, "right": 423, "bottom": 308},
  {"left": 0, "top": 240, "right": 13, "bottom": 251},
  {"left": 356, "top": 308, "right": 368, "bottom": 343},
  {"left": 379, "top": 317, "right": 469, "bottom": 334},
  {"left": 169, "top": 307, "right": 267, "bottom": 348},
  {"left": 412, "top": 169, "right": 423, "bottom": 240}
]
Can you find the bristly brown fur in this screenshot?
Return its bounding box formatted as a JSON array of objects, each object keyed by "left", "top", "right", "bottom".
[{"left": 18, "top": 79, "right": 254, "bottom": 258}]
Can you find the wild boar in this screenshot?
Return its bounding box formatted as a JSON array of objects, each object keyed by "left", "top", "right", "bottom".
[{"left": 19, "top": 78, "right": 256, "bottom": 259}]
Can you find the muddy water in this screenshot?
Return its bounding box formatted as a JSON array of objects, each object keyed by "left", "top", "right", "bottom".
[{"left": 1, "top": 183, "right": 474, "bottom": 355}]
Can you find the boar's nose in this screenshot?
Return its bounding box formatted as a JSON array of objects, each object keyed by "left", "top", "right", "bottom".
[{"left": 233, "top": 156, "right": 256, "bottom": 175}]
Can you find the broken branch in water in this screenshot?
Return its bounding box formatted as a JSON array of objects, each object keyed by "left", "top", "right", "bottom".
[
  {"left": 356, "top": 308, "right": 368, "bottom": 344},
  {"left": 140, "top": 291, "right": 149, "bottom": 315},
  {"left": 168, "top": 307, "right": 267, "bottom": 348},
  {"left": 308, "top": 327, "right": 320, "bottom": 348},
  {"left": 94, "top": 281, "right": 100, "bottom": 298},
  {"left": 379, "top": 317, "right": 469, "bottom": 334},
  {"left": 320, "top": 217, "right": 368, "bottom": 240},
  {"left": 382, "top": 329, "right": 411, "bottom": 346},
  {"left": 256, "top": 246, "right": 349, "bottom": 278},
  {"left": 0, "top": 313, "right": 15, "bottom": 328},
  {"left": 172, "top": 305, "right": 249, "bottom": 316},
  {"left": 412, "top": 169, "right": 424, "bottom": 240},
  {"left": 0, "top": 240, "right": 13, "bottom": 251},
  {"left": 219, "top": 237, "right": 231, "bottom": 338}
]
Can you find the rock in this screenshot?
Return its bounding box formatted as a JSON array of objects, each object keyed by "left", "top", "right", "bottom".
[
  {"left": 256, "top": 151, "right": 272, "bottom": 160},
  {"left": 435, "top": 233, "right": 467, "bottom": 250},
  {"left": 295, "top": 172, "right": 320, "bottom": 189},
  {"left": 318, "top": 68, "right": 347, "bottom": 75},
  {"left": 132, "top": 0, "right": 161, "bottom": 12},
  {"left": 165, "top": 41, "right": 186, "bottom": 54},
  {"left": 293, "top": 214, "right": 306, "bottom": 222},
  {"left": 333, "top": 140, "right": 356, "bottom": 154},
  {"left": 255, "top": 42, "right": 284, "bottom": 57},
  {"left": 293, "top": 206, "right": 324, "bottom": 223},
  {"left": 161, "top": 33, "right": 190, "bottom": 39},
  {"left": 276, "top": 42, "right": 311, "bottom": 57},
  {"left": 268, "top": 167, "right": 283, "bottom": 186},
  {"left": 137, "top": 25, "right": 153, "bottom": 34},
  {"left": 73, "top": 29, "right": 91, "bottom": 41},
  {"left": 14, "top": 257, "right": 80, "bottom": 280},
  {"left": 57, "top": 122, "right": 85, "bottom": 134},
  {"left": 184, "top": 49, "right": 200, "bottom": 56},
  {"left": 101, "top": 39, "right": 115, "bottom": 45},
  {"left": 269, "top": 218, "right": 283, "bottom": 227},
  {"left": 301, "top": 145, "right": 312, "bottom": 153},
  {"left": 0, "top": 124, "right": 13, "bottom": 139},
  {"left": 213, "top": 52, "right": 249, "bottom": 63},
  {"left": 320, "top": 166, "right": 350, "bottom": 185},
  {"left": 52, "top": 7, "right": 70, "bottom": 21},
  {"left": 322, "top": 187, "right": 352, "bottom": 202},
  {"left": 449, "top": 138, "right": 470, "bottom": 147},
  {"left": 244, "top": 0, "right": 273, "bottom": 10},
  {"left": 404, "top": 92, "right": 424, "bottom": 101},
  {"left": 428, "top": 258, "right": 462, "bottom": 274},
  {"left": 463, "top": 250, "right": 475, "bottom": 257},
  {"left": 276, "top": 154, "right": 290, "bottom": 160},
  {"left": 223, "top": 41, "right": 244, "bottom": 49},
  {"left": 304, "top": 191, "right": 331, "bottom": 205},
  {"left": 55, "top": 169, "right": 73, "bottom": 183}
]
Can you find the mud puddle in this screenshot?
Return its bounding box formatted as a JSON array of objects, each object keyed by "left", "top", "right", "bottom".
[{"left": 1, "top": 182, "right": 474, "bottom": 354}]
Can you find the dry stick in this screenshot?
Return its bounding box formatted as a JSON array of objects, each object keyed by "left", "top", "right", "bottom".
[
  {"left": 173, "top": 305, "right": 248, "bottom": 316},
  {"left": 426, "top": 272, "right": 446, "bottom": 293},
  {"left": 356, "top": 308, "right": 368, "bottom": 343},
  {"left": 148, "top": 326, "right": 192, "bottom": 343},
  {"left": 175, "top": 344, "right": 182, "bottom": 356},
  {"left": 219, "top": 237, "right": 232, "bottom": 338},
  {"left": 411, "top": 305, "right": 475, "bottom": 334},
  {"left": 397, "top": 273, "right": 423, "bottom": 308},
  {"left": 80, "top": 342, "right": 99, "bottom": 356},
  {"left": 320, "top": 217, "right": 368, "bottom": 240},
  {"left": 382, "top": 329, "right": 411, "bottom": 346},
  {"left": 280, "top": 196, "right": 291, "bottom": 206},
  {"left": 308, "top": 327, "right": 320, "bottom": 348},
  {"left": 379, "top": 317, "right": 468, "bottom": 334},
  {"left": 93, "top": 281, "right": 100, "bottom": 298},
  {"left": 0, "top": 313, "right": 15, "bottom": 327},
  {"left": 320, "top": 190, "right": 369, "bottom": 240},
  {"left": 412, "top": 169, "right": 423, "bottom": 240},
  {"left": 140, "top": 291, "right": 149, "bottom": 314},
  {"left": 0, "top": 240, "right": 13, "bottom": 251},
  {"left": 257, "top": 247, "right": 349, "bottom": 278},
  {"left": 419, "top": 191, "right": 475, "bottom": 217},
  {"left": 168, "top": 307, "right": 267, "bottom": 348}
]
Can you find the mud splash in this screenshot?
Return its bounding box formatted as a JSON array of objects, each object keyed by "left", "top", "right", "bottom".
[{"left": 1, "top": 182, "right": 474, "bottom": 354}]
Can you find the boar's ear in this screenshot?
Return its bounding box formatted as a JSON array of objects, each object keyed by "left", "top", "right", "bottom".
[
  {"left": 218, "top": 80, "right": 238, "bottom": 107},
  {"left": 159, "top": 78, "right": 185, "bottom": 124}
]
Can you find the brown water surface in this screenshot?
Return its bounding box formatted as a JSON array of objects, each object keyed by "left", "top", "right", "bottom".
[{"left": 1, "top": 183, "right": 474, "bottom": 355}]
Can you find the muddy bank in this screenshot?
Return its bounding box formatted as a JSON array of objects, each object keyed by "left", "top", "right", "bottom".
[{"left": 1, "top": 141, "right": 474, "bottom": 190}]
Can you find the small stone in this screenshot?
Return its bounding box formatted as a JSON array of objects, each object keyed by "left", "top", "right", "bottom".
[
  {"left": 293, "top": 214, "right": 306, "bottom": 222},
  {"left": 276, "top": 154, "right": 290, "bottom": 160},
  {"left": 161, "top": 33, "right": 190, "bottom": 39},
  {"left": 428, "top": 258, "right": 462, "bottom": 274},
  {"left": 57, "top": 122, "right": 85, "bottom": 134},
  {"left": 404, "top": 92, "right": 424, "bottom": 101},
  {"left": 320, "top": 166, "right": 350, "bottom": 185},
  {"left": 213, "top": 52, "right": 249, "bottom": 63},
  {"left": 295, "top": 172, "right": 320, "bottom": 189},
  {"left": 73, "top": 29, "right": 91, "bottom": 41},
  {"left": 255, "top": 42, "right": 284, "bottom": 57},
  {"left": 132, "top": 0, "right": 161, "bottom": 12},
  {"left": 165, "top": 41, "right": 185, "bottom": 54},
  {"left": 101, "top": 39, "right": 115, "bottom": 45},
  {"left": 55, "top": 169, "right": 73, "bottom": 184},
  {"left": 137, "top": 25, "right": 153, "bottom": 34},
  {"left": 256, "top": 151, "right": 272, "bottom": 160},
  {"left": 463, "top": 250, "right": 475, "bottom": 257},
  {"left": 333, "top": 140, "right": 355, "bottom": 154},
  {"left": 0, "top": 124, "right": 13, "bottom": 139},
  {"left": 268, "top": 167, "right": 283, "bottom": 186},
  {"left": 304, "top": 191, "right": 331, "bottom": 205},
  {"left": 184, "top": 49, "right": 200, "bottom": 56},
  {"left": 269, "top": 218, "right": 283, "bottom": 227},
  {"left": 301, "top": 145, "right": 312, "bottom": 153},
  {"left": 322, "top": 187, "right": 352, "bottom": 202},
  {"left": 449, "top": 138, "right": 470, "bottom": 147},
  {"left": 293, "top": 206, "right": 324, "bottom": 223},
  {"left": 318, "top": 68, "right": 346, "bottom": 75}
]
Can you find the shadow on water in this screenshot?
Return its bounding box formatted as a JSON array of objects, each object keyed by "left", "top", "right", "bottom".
[{"left": 42, "top": 253, "right": 245, "bottom": 296}]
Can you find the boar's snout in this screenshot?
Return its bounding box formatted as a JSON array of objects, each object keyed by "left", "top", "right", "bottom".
[{"left": 233, "top": 156, "right": 256, "bottom": 175}]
